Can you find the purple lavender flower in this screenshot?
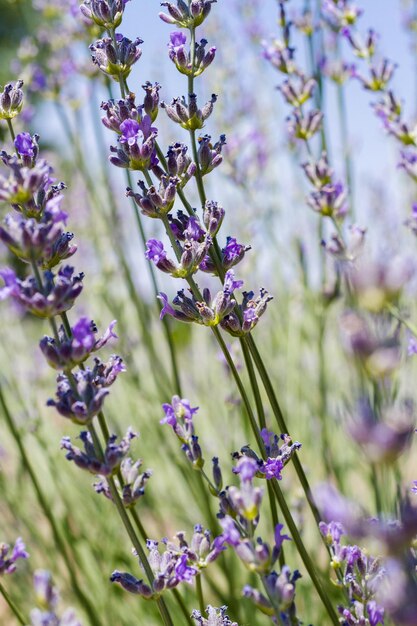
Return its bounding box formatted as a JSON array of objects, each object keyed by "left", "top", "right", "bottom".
[
  {"left": 95, "top": 457, "right": 152, "bottom": 507},
  {"left": 145, "top": 238, "right": 177, "bottom": 274},
  {"left": 30, "top": 570, "right": 83, "bottom": 625},
  {"left": 263, "top": 39, "right": 296, "bottom": 75},
  {"left": 153, "top": 142, "right": 196, "bottom": 187},
  {"left": 15, "top": 132, "right": 37, "bottom": 160},
  {"left": 278, "top": 75, "right": 316, "bottom": 108},
  {"left": 61, "top": 428, "right": 136, "bottom": 476},
  {"left": 80, "top": 0, "right": 128, "bottom": 29},
  {"left": 319, "top": 57, "right": 356, "bottom": 84},
  {"left": 349, "top": 255, "right": 414, "bottom": 313},
  {"left": 307, "top": 181, "right": 348, "bottom": 219},
  {"left": 101, "top": 94, "right": 139, "bottom": 134},
  {"left": 119, "top": 119, "right": 140, "bottom": 146},
  {"left": 109, "top": 571, "right": 153, "bottom": 597},
  {"left": 0, "top": 152, "right": 57, "bottom": 211},
  {"left": 191, "top": 605, "right": 238, "bottom": 626},
  {"left": 355, "top": 59, "right": 396, "bottom": 92},
  {"left": 159, "top": 1, "right": 216, "bottom": 28},
  {"left": 203, "top": 201, "right": 225, "bottom": 236},
  {"left": 219, "top": 516, "right": 241, "bottom": 547},
  {"left": 347, "top": 399, "right": 415, "bottom": 464},
  {"left": 168, "top": 31, "right": 216, "bottom": 76},
  {"left": 161, "top": 94, "right": 217, "bottom": 131},
  {"left": 287, "top": 108, "right": 323, "bottom": 142},
  {"left": 161, "top": 395, "right": 198, "bottom": 442},
  {"left": 263, "top": 457, "right": 284, "bottom": 480},
  {"left": 158, "top": 282, "right": 237, "bottom": 327},
  {"left": 322, "top": 0, "right": 363, "bottom": 30},
  {"left": 109, "top": 115, "right": 158, "bottom": 171},
  {"left": 197, "top": 134, "right": 225, "bottom": 175},
  {"left": 232, "top": 456, "right": 259, "bottom": 482},
  {"left": 174, "top": 554, "right": 197, "bottom": 582},
  {"left": 113, "top": 526, "right": 223, "bottom": 597},
  {"left": 220, "top": 281, "right": 273, "bottom": 337},
  {"left": 274, "top": 524, "right": 291, "bottom": 552},
  {"left": 128, "top": 176, "right": 179, "bottom": 217},
  {"left": 244, "top": 565, "right": 301, "bottom": 617},
  {"left": 227, "top": 473, "right": 264, "bottom": 523},
  {"left": 0, "top": 538, "right": 29, "bottom": 575},
  {"left": 0, "top": 265, "right": 83, "bottom": 318},
  {"left": 40, "top": 318, "right": 117, "bottom": 370},
  {"left": 0, "top": 207, "right": 76, "bottom": 269},
  {"left": 47, "top": 356, "right": 125, "bottom": 424},
  {"left": 90, "top": 35, "right": 143, "bottom": 81}
]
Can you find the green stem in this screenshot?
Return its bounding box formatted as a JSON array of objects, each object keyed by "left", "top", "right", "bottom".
[
  {"left": 87, "top": 423, "right": 174, "bottom": 626},
  {"left": 172, "top": 589, "right": 194, "bottom": 626},
  {"left": 0, "top": 580, "right": 26, "bottom": 625},
  {"left": 270, "top": 481, "right": 339, "bottom": 626},
  {"left": 0, "top": 383, "right": 102, "bottom": 626},
  {"left": 195, "top": 574, "right": 205, "bottom": 614},
  {"left": 6, "top": 119, "right": 16, "bottom": 142},
  {"left": 245, "top": 335, "right": 323, "bottom": 527},
  {"left": 240, "top": 339, "right": 285, "bottom": 565}
]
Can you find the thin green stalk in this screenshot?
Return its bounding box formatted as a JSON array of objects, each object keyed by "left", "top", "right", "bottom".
[
  {"left": 195, "top": 574, "right": 205, "bottom": 614},
  {"left": 370, "top": 463, "right": 382, "bottom": 516},
  {"left": 0, "top": 580, "right": 26, "bottom": 625},
  {"left": 6, "top": 119, "right": 16, "bottom": 142},
  {"left": 0, "top": 384, "right": 102, "bottom": 626},
  {"left": 317, "top": 310, "right": 338, "bottom": 482},
  {"left": 207, "top": 339, "right": 337, "bottom": 622},
  {"left": 240, "top": 339, "right": 285, "bottom": 566},
  {"left": 87, "top": 422, "right": 175, "bottom": 626},
  {"left": 172, "top": 589, "right": 194, "bottom": 626},
  {"left": 245, "top": 335, "right": 323, "bottom": 527},
  {"left": 270, "top": 480, "right": 339, "bottom": 626}
]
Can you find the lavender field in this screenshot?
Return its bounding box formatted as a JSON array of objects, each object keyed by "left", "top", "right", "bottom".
[{"left": 0, "top": 1, "right": 417, "bottom": 624}]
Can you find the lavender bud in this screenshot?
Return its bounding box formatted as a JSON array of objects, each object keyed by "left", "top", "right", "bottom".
[{"left": 0, "top": 81, "right": 24, "bottom": 120}]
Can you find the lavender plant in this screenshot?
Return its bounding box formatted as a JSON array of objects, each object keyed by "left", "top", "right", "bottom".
[{"left": 0, "top": 1, "right": 416, "bottom": 625}]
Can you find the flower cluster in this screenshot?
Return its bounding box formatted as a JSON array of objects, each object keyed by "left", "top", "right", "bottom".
[
  {"left": 29, "top": 569, "right": 83, "bottom": 626},
  {"left": 235, "top": 430, "right": 301, "bottom": 482},
  {"left": 87, "top": 0, "right": 273, "bottom": 348},
  {"left": 111, "top": 525, "right": 224, "bottom": 598},
  {"left": 263, "top": 8, "right": 323, "bottom": 145},
  {"left": 192, "top": 605, "right": 238, "bottom": 626},
  {"left": 319, "top": 520, "right": 385, "bottom": 626}
]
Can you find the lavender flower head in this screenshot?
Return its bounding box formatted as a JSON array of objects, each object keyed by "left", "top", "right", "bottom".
[
  {"left": 0, "top": 537, "right": 29, "bottom": 575},
  {"left": 30, "top": 570, "right": 83, "bottom": 626},
  {"left": 192, "top": 605, "right": 238, "bottom": 626},
  {"left": 40, "top": 317, "right": 117, "bottom": 369},
  {"left": 47, "top": 356, "right": 125, "bottom": 424},
  {"left": 61, "top": 428, "right": 136, "bottom": 476},
  {"left": 161, "top": 395, "right": 198, "bottom": 429},
  {"left": 111, "top": 525, "right": 224, "bottom": 598}
]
